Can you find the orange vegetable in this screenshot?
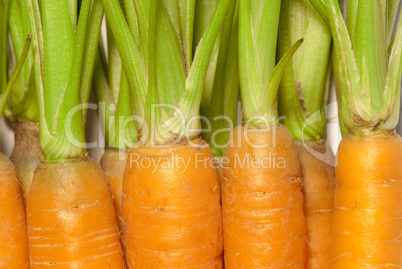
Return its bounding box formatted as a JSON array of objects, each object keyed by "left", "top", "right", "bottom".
[
  {"left": 332, "top": 133, "right": 402, "bottom": 267},
  {"left": 26, "top": 157, "right": 125, "bottom": 268},
  {"left": 222, "top": 125, "right": 307, "bottom": 267},
  {"left": 100, "top": 149, "right": 128, "bottom": 254},
  {"left": 123, "top": 139, "right": 223, "bottom": 268},
  {"left": 0, "top": 152, "right": 29, "bottom": 268},
  {"left": 295, "top": 141, "right": 335, "bottom": 268}
]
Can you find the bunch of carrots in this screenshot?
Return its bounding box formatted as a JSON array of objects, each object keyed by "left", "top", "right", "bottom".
[{"left": 0, "top": 0, "right": 401, "bottom": 268}]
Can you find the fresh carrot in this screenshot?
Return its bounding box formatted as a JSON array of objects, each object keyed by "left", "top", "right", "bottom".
[
  {"left": 25, "top": 0, "right": 124, "bottom": 266},
  {"left": 0, "top": 153, "right": 29, "bottom": 268},
  {"left": 100, "top": 149, "right": 129, "bottom": 251},
  {"left": 222, "top": 0, "right": 306, "bottom": 267},
  {"left": 309, "top": 0, "right": 402, "bottom": 267},
  {"left": 102, "top": 0, "right": 230, "bottom": 267},
  {"left": 123, "top": 139, "right": 223, "bottom": 267},
  {"left": 277, "top": 0, "right": 334, "bottom": 267},
  {"left": 7, "top": 0, "right": 40, "bottom": 197},
  {"left": 0, "top": 17, "right": 31, "bottom": 265},
  {"left": 294, "top": 141, "right": 335, "bottom": 268}
]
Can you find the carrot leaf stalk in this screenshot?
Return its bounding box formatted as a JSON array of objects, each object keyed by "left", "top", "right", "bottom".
[
  {"left": 27, "top": 0, "right": 103, "bottom": 162},
  {"left": 102, "top": 0, "right": 231, "bottom": 146},
  {"left": 310, "top": 0, "right": 402, "bottom": 136},
  {"left": 278, "top": 0, "right": 332, "bottom": 142},
  {"left": 0, "top": 35, "right": 31, "bottom": 115},
  {"left": 196, "top": 0, "right": 239, "bottom": 158},
  {"left": 239, "top": 0, "right": 303, "bottom": 127}
]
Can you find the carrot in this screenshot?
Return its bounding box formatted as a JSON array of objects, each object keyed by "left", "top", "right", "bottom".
[
  {"left": 123, "top": 139, "right": 223, "bottom": 267},
  {"left": 277, "top": 0, "right": 334, "bottom": 267},
  {"left": 222, "top": 0, "right": 306, "bottom": 267},
  {"left": 223, "top": 125, "right": 307, "bottom": 267},
  {"left": 332, "top": 133, "right": 402, "bottom": 267},
  {"left": 0, "top": 153, "right": 29, "bottom": 268},
  {"left": 25, "top": 0, "right": 124, "bottom": 266},
  {"left": 308, "top": 0, "right": 402, "bottom": 267},
  {"left": 294, "top": 142, "right": 335, "bottom": 268},
  {"left": 100, "top": 149, "right": 129, "bottom": 253},
  {"left": 27, "top": 157, "right": 124, "bottom": 267},
  {"left": 10, "top": 119, "right": 41, "bottom": 197},
  {"left": 102, "top": 0, "right": 231, "bottom": 267}
]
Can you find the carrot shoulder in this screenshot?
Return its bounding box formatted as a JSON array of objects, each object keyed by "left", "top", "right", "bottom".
[
  {"left": 295, "top": 141, "right": 335, "bottom": 268},
  {"left": 222, "top": 125, "right": 307, "bottom": 267},
  {"left": 123, "top": 138, "right": 223, "bottom": 268},
  {"left": 333, "top": 132, "right": 402, "bottom": 267},
  {"left": 27, "top": 157, "right": 125, "bottom": 268},
  {"left": 0, "top": 153, "right": 29, "bottom": 268}
]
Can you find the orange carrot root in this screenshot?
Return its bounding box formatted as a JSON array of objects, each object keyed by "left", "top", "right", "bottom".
[
  {"left": 222, "top": 125, "right": 307, "bottom": 268},
  {"left": 333, "top": 132, "right": 402, "bottom": 268},
  {"left": 26, "top": 157, "right": 125, "bottom": 268},
  {"left": 295, "top": 141, "right": 335, "bottom": 269},
  {"left": 0, "top": 153, "right": 29, "bottom": 268},
  {"left": 123, "top": 138, "right": 223, "bottom": 268},
  {"left": 100, "top": 149, "right": 128, "bottom": 256},
  {"left": 10, "top": 119, "right": 41, "bottom": 197}
]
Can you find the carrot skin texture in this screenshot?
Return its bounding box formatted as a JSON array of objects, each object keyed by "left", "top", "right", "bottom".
[
  {"left": 295, "top": 141, "right": 335, "bottom": 269},
  {"left": 26, "top": 157, "right": 125, "bottom": 268},
  {"left": 333, "top": 133, "right": 402, "bottom": 268},
  {"left": 0, "top": 153, "right": 30, "bottom": 268},
  {"left": 100, "top": 149, "right": 128, "bottom": 256},
  {"left": 123, "top": 138, "right": 223, "bottom": 268},
  {"left": 10, "top": 119, "right": 41, "bottom": 197},
  {"left": 222, "top": 125, "right": 307, "bottom": 268}
]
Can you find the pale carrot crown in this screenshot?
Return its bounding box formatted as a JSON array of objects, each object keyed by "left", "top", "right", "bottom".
[
  {"left": 103, "top": 0, "right": 232, "bottom": 147},
  {"left": 278, "top": 0, "right": 332, "bottom": 142},
  {"left": 27, "top": 0, "right": 103, "bottom": 162},
  {"left": 238, "top": 0, "right": 303, "bottom": 128},
  {"left": 310, "top": 0, "right": 402, "bottom": 136}
]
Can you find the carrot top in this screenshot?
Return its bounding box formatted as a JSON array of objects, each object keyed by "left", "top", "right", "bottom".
[
  {"left": 238, "top": 0, "right": 303, "bottom": 128},
  {"left": 102, "top": 0, "right": 232, "bottom": 147},
  {"left": 0, "top": 0, "right": 31, "bottom": 120},
  {"left": 5, "top": 0, "right": 37, "bottom": 122},
  {"left": 309, "top": 0, "right": 402, "bottom": 136},
  {"left": 92, "top": 28, "right": 137, "bottom": 150},
  {"left": 27, "top": 0, "right": 103, "bottom": 162},
  {"left": 195, "top": 0, "right": 240, "bottom": 157},
  {"left": 278, "top": 0, "right": 332, "bottom": 142}
]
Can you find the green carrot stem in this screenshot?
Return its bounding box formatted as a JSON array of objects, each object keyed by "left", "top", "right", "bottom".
[
  {"left": 201, "top": 0, "right": 239, "bottom": 157},
  {"left": 0, "top": 35, "right": 31, "bottom": 115},
  {"left": 178, "top": 0, "right": 196, "bottom": 73},
  {"left": 0, "top": 0, "right": 10, "bottom": 93},
  {"left": 277, "top": 0, "right": 332, "bottom": 142},
  {"left": 310, "top": 0, "right": 402, "bottom": 135},
  {"left": 80, "top": 0, "right": 104, "bottom": 121},
  {"left": 101, "top": 0, "right": 148, "bottom": 122},
  {"left": 239, "top": 0, "right": 303, "bottom": 127},
  {"left": 109, "top": 70, "right": 137, "bottom": 149}
]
